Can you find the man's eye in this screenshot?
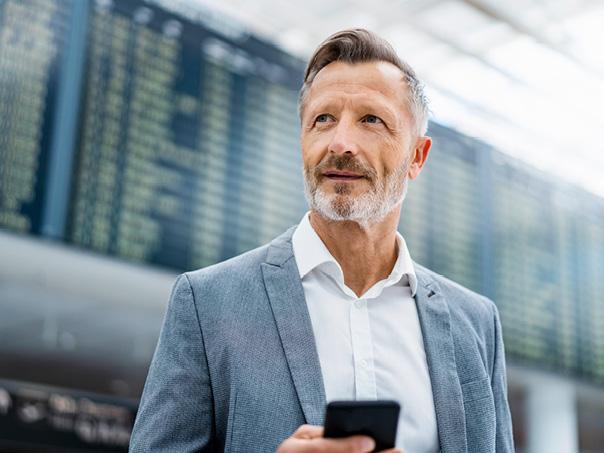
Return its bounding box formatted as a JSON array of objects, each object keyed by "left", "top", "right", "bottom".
[
  {"left": 315, "top": 114, "right": 333, "bottom": 123},
  {"left": 362, "top": 115, "right": 382, "bottom": 124}
]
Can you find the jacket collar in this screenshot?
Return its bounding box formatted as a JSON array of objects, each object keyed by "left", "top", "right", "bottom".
[
  {"left": 262, "top": 226, "right": 326, "bottom": 425},
  {"left": 414, "top": 264, "right": 468, "bottom": 453}
]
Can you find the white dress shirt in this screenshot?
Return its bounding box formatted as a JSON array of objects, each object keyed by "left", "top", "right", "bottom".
[{"left": 292, "top": 212, "right": 439, "bottom": 453}]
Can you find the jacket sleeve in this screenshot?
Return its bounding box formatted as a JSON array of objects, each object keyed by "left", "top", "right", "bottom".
[
  {"left": 129, "top": 274, "right": 214, "bottom": 452},
  {"left": 490, "top": 303, "right": 515, "bottom": 453}
]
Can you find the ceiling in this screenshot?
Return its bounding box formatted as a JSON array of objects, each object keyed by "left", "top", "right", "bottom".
[{"left": 188, "top": 0, "right": 604, "bottom": 197}]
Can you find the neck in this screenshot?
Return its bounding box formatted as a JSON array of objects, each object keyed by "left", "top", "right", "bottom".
[{"left": 309, "top": 208, "right": 401, "bottom": 297}]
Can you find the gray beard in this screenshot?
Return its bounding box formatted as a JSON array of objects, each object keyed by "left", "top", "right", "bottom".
[{"left": 303, "top": 159, "right": 409, "bottom": 229}]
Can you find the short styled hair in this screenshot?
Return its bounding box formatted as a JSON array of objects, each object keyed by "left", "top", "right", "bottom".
[{"left": 299, "top": 28, "right": 429, "bottom": 135}]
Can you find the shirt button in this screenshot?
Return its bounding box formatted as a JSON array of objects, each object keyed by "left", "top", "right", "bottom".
[
  {"left": 360, "top": 359, "right": 368, "bottom": 368},
  {"left": 354, "top": 300, "right": 364, "bottom": 309}
]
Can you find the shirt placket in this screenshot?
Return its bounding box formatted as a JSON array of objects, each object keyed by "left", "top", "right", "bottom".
[{"left": 350, "top": 298, "right": 377, "bottom": 400}]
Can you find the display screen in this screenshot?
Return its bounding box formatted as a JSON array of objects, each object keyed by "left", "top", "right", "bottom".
[
  {"left": 402, "top": 123, "right": 604, "bottom": 383},
  {"left": 66, "top": 0, "right": 307, "bottom": 270},
  {"left": 0, "top": 0, "right": 603, "bottom": 397},
  {"left": 401, "top": 123, "right": 488, "bottom": 294},
  {"left": 0, "top": 0, "right": 70, "bottom": 234}
]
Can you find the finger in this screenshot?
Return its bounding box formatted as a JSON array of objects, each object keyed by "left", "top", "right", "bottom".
[
  {"left": 291, "top": 424, "right": 324, "bottom": 439},
  {"left": 378, "top": 449, "right": 404, "bottom": 453},
  {"left": 312, "top": 435, "right": 375, "bottom": 453}
]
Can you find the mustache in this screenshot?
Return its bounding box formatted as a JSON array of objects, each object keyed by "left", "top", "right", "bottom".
[{"left": 312, "top": 155, "right": 377, "bottom": 180}]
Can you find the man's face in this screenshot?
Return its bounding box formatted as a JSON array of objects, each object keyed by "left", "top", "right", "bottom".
[{"left": 300, "top": 61, "right": 429, "bottom": 226}]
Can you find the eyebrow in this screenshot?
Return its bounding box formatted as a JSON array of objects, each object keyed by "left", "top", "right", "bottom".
[
  {"left": 307, "top": 97, "right": 399, "bottom": 125},
  {"left": 305, "top": 97, "right": 343, "bottom": 117},
  {"left": 357, "top": 101, "right": 398, "bottom": 124},
  {"left": 306, "top": 98, "right": 400, "bottom": 127}
]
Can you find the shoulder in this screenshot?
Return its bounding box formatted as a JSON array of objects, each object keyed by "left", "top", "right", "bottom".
[
  {"left": 415, "top": 264, "right": 503, "bottom": 380},
  {"left": 163, "top": 244, "right": 273, "bottom": 326},
  {"left": 173, "top": 226, "right": 296, "bottom": 313},
  {"left": 415, "top": 263, "right": 497, "bottom": 331},
  {"left": 182, "top": 242, "right": 271, "bottom": 297},
  {"left": 182, "top": 226, "right": 297, "bottom": 293}
]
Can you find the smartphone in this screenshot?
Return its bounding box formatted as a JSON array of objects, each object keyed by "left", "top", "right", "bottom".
[{"left": 323, "top": 400, "right": 400, "bottom": 452}]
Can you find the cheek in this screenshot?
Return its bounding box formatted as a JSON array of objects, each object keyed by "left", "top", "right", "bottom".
[
  {"left": 383, "top": 147, "right": 410, "bottom": 178},
  {"left": 301, "top": 134, "right": 328, "bottom": 166}
]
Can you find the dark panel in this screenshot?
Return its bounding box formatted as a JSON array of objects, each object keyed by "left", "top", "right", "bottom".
[
  {"left": 402, "top": 125, "right": 604, "bottom": 386},
  {"left": 65, "top": 0, "right": 307, "bottom": 271},
  {"left": 0, "top": 0, "right": 70, "bottom": 235},
  {"left": 0, "top": 379, "right": 135, "bottom": 452}
]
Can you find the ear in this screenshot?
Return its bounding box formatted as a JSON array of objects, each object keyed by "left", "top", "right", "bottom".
[{"left": 407, "top": 136, "right": 432, "bottom": 180}]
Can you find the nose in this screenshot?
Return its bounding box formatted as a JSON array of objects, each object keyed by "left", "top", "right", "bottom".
[{"left": 327, "top": 119, "right": 359, "bottom": 156}]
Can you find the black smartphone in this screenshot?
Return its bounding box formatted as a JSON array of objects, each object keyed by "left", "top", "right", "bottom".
[{"left": 323, "top": 400, "right": 400, "bottom": 452}]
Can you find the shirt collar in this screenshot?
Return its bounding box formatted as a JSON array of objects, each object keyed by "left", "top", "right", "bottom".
[{"left": 292, "top": 212, "right": 417, "bottom": 296}]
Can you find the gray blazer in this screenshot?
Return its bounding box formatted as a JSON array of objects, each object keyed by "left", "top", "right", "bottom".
[{"left": 130, "top": 227, "right": 514, "bottom": 453}]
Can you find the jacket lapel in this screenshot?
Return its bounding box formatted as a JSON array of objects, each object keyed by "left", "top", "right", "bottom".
[
  {"left": 261, "top": 228, "right": 326, "bottom": 426},
  {"left": 414, "top": 265, "right": 468, "bottom": 453}
]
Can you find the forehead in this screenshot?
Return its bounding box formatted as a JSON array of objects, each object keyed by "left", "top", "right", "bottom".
[{"left": 307, "top": 61, "right": 410, "bottom": 113}]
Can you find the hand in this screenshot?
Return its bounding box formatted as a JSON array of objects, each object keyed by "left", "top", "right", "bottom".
[{"left": 276, "top": 424, "right": 403, "bottom": 453}]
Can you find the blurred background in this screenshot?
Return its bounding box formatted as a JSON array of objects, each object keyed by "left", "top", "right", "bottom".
[{"left": 0, "top": 0, "right": 603, "bottom": 451}]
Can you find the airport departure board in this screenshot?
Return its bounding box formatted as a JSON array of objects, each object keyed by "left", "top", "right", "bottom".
[
  {"left": 0, "top": 0, "right": 70, "bottom": 234},
  {"left": 0, "top": 0, "right": 603, "bottom": 388},
  {"left": 401, "top": 123, "right": 488, "bottom": 294},
  {"left": 402, "top": 126, "right": 604, "bottom": 384},
  {"left": 67, "top": 0, "right": 306, "bottom": 270}
]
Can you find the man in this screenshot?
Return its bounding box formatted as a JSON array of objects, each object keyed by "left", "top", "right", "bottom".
[{"left": 130, "top": 29, "right": 514, "bottom": 453}]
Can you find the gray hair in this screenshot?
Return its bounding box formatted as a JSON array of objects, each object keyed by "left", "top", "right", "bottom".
[{"left": 298, "top": 28, "right": 429, "bottom": 136}]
